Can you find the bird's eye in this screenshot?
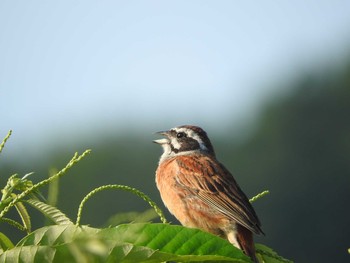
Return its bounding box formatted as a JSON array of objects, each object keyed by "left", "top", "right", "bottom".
[{"left": 176, "top": 132, "right": 186, "bottom": 138}]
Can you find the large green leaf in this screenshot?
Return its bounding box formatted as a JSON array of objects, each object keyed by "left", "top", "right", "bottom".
[
  {"left": 101, "top": 223, "right": 251, "bottom": 262},
  {"left": 105, "top": 223, "right": 249, "bottom": 259},
  {"left": 0, "top": 223, "right": 290, "bottom": 262},
  {"left": 4, "top": 224, "right": 251, "bottom": 262}
]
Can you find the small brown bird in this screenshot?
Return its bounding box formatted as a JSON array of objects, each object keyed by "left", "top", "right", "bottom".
[{"left": 154, "top": 125, "right": 263, "bottom": 263}]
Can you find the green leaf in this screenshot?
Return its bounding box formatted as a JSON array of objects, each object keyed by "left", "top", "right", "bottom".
[
  {"left": 0, "top": 232, "right": 14, "bottom": 253},
  {"left": 10, "top": 224, "right": 251, "bottom": 262},
  {"left": 4, "top": 224, "right": 291, "bottom": 262},
  {"left": 107, "top": 223, "right": 249, "bottom": 260},
  {"left": 14, "top": 202, "right": 31, "bottom": 233},
  {"left": 99, "top": 223, "right": 251, "bottom": 262},
  {"left": 0, "top": 246, "right": 56, "bottom": 263},
  {"left": 24, "top": 199, "right": 73, "bottom": 225},
  {"left": 256, "top": 244, "right": 293, "bottom": 263},
  {"left": 17, "top": 225, "right": 98, "bottom": 246}
]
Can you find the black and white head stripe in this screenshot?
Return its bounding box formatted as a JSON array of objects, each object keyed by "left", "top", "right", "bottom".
[
  {"left": 154, "top": 125, "right": 216, "bottom": 162},
  {"left": 170, "top": 125, "right": 215, "bottom": 155}
]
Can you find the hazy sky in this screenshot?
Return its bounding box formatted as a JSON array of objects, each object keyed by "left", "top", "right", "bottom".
[{"left": 1, "top": 1, "right": 350, "bottom": 155}]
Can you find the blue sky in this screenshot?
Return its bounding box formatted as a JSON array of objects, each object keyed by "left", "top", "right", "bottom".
[{"left": 1, "top": 1, "right": 350, "bottom": 156}]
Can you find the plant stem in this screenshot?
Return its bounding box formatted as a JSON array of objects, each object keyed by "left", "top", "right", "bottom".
[
  {"left": 249, "top": 190, "right": 269, "bottom": 203},
  {"left": 0, "top": 130, "right": 12, "bottom": 155},
  {"left": 76, "top": 184, "right": 167, "bottom": 225},
  {"left": 0, "top": 150, "right": 91, "bottom": 219}
]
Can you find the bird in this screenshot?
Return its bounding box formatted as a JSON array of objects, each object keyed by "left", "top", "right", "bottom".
[{"left": 154, "top": 125, "right": 264, "bottom": 263}]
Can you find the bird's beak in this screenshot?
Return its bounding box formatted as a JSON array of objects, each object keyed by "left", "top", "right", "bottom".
[{"left": 153, "top": 130, "right": 170, "bottom": 144}]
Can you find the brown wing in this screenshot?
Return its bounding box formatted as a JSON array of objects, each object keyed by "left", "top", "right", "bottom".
[{"left": 175, "top": 154, "right": 263, "bottom": 235}]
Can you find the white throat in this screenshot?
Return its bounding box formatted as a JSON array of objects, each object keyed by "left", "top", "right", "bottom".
[{"left": 157, "top": 143, "right": 198, "bottom": 164}]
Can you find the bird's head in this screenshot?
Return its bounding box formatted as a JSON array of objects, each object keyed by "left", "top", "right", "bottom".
[{"left": 154, "top": 125, "right": 215, "bottom": 161}]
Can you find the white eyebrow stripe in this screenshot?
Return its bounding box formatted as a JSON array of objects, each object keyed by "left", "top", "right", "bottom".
[{"left": 173, "top": 127, "right": 208, "bottom": 151}]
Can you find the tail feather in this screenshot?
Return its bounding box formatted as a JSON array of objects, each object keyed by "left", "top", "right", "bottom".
[{"left": 235, "top": 225, "right": 259, "bottom": 263}]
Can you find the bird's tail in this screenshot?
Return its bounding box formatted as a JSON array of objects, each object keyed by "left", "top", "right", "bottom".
[{"left": 236, "top": 225, "right": 259, "bottom": 263}]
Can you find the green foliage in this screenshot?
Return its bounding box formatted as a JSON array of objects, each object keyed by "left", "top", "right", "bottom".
[
  {"left": 227, "top": 61, "right": 350, "bottom": 262},
  {"left": 24, "top": 199, "right": 72, "bottom": 225},
  {"left": 14, "top": 201, "right": 31, "bottom": 233},
  {"left": 0, "top": 131, "right": 291, "bottom": 262},
  {"left": 0, "top": 149, "right": 91, "bottom": 222},
  {"left": 47, "top": 168, "right": 59, "bottom": 207},
  {"left": 249, "top": 190, "right": 269, "bottom": 203},
  {"left": 0, "top": 131, "right": 90, "bottom": 251},
  {"left": 0, "top": 223, "right": 290, "bottom": 263},
  {"left": 105, "top": 208, "right": 159, "bottom": 226},
  {"left": 0, "top": 130, "right": 12, "bottom": 155},
  {"left": 76, "top": 184, "right": 167, "bottom": 225},
  {"left": 0, "top": 232, "right": 14, "bottom": 253},
  {"left": 0, "top": 218, "right": 26, "bottom": 232},
  {"left": 2, "top": 224, "right": 249, "bottom": 262},
  {"left": 255, "top": 244, "right": 291, "bottom": 263}
]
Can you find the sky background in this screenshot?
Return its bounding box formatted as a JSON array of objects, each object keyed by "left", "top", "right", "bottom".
[{"left": 1, "top": 0, "right": 350, "bottom": 158}]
